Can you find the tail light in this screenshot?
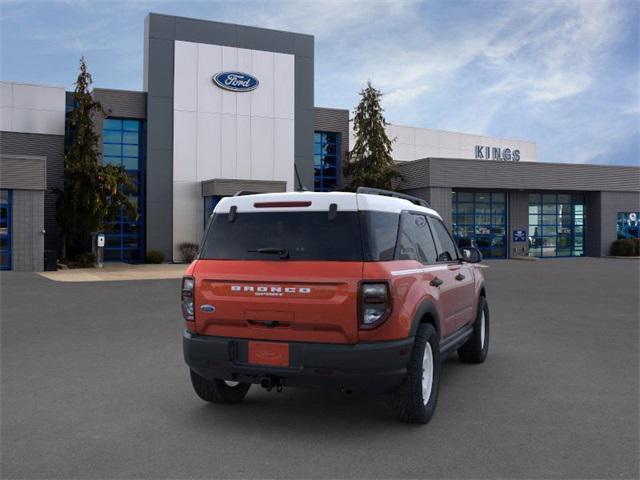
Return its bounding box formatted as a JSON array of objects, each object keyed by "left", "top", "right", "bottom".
[
  {"left": 359, "top": 282, "right": 391, "bottom": 329},
  {"left": 181, "top": 276, "right": 195, "bottom": 321}
]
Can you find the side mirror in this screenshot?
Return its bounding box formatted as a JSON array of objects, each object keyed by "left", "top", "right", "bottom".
[{"left": 462, "top": 247, "right": 483, "bottom": 263}]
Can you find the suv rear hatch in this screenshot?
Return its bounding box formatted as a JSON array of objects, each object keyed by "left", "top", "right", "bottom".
[{"left": 193, "top": 194, "right": 363, "bottom": 344}]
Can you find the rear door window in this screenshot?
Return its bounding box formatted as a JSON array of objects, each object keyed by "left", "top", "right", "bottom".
[
  {"left": 201, "top": 211, "right": 363, "bottom": 261},
  {"left": 396, "top": 213, "right": 438, "bottom": 264},
  {"left": 429, "top": 217, "right": 459, "bottom": 262}
]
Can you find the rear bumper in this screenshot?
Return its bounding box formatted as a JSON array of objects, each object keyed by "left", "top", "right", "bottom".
[{"left": 183, "top": 330, "right": 414, "bottom": 393}]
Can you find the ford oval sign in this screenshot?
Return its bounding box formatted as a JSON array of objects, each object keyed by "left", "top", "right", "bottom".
[{"left": 212, "top": 72, "right": 259, "bottom": 92}]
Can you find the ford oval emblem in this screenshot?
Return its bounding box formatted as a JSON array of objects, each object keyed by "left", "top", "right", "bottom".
[
  {"left": 212, "top": 72, "right": 259, "bottom": 92},
  {"left": 200, "top": 304, "right": 216, "bottom": 313}
]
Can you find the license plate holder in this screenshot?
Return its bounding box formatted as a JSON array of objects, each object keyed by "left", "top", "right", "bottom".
[{"left": 248, "top": 341, "right": 290, "bottom": 367}]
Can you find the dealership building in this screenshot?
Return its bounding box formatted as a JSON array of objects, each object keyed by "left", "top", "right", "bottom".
[{"left": 1, "top": 13, "right": 639, "bottom": 271}]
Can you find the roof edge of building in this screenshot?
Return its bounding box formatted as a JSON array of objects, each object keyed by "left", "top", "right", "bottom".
[
  {"left": 395, "top": 157, "right": 640, "bottom": 171},
  {"left": 146, "top": 12, "right": 315, "bottom": 39}
]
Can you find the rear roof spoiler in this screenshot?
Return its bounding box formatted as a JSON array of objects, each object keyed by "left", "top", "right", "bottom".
[{"left": 356, "top": 187, "right": 431, "bottom": 208}]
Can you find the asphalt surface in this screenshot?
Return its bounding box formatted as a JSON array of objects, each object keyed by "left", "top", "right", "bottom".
[{"left": 1, "top": 258, "right": 639, "bottom": 479}]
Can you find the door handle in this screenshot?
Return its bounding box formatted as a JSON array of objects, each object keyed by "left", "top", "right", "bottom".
[
  {"left": 430, "top": 277, "right": 444, "bottom": 287},
  {"left": 455, "top": 273, "right": 465, "bottom": 281}
]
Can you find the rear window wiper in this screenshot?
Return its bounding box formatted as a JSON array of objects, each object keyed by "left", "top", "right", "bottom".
[{"left": 248, "top": 247, "right": 290, "bottom": 259}]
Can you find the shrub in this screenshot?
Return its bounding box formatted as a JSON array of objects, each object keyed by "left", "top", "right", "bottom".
[
  {"left": 74, "top": 252, "right": 96, "bottom": 268},
  {"left": 610, "top": 238, "right": 639, "bottom": 256},
  {"left": 145, "top": 250, "right": 164, "bottom": 264},
  {"left": 178, "top": 242, "right": 199, "bottom": 263}
]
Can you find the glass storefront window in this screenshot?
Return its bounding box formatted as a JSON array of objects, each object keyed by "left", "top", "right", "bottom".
[
  {"left": 102, "top": 118, "right": 145, "bottom": 263},
  {"left": 314, "top": 131, "right": 340, "bottom": 192},
  {"left": 0, "top": 190, "right": 11, "bottom": 270},
  {"left": 452, "top": 191, "right": 507, "bottom": 258},
  {"left": 528, "top": 193, "right": 585, "bottom": 257},
  {"left": 616, "top": 212, "right": 639, "bottom": 239}
]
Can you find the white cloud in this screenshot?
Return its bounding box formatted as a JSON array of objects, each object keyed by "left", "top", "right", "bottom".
[
  {"left": 249, "top": 0, "right": 416, "bottom": 39},
  {"left": 1, "top": 0, "right": 636, "bottom": 165}
]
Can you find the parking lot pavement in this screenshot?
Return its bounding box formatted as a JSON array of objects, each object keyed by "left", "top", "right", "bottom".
[{"left": 1, "top": 258, "right": 638, "bottom": 479}]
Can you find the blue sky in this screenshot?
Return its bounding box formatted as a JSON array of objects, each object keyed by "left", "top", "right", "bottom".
[{"left": 1, "top": 0, "right": 638, "bottom": 166}]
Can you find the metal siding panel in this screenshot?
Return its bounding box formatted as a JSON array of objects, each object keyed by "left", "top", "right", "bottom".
[
  {"left": 146, "top": 13, "right": 176, "bottom": 40},
  {"left": 396, "top": 159, "right": 430, "bottom": 190},
  {"left": 401, "top": 187, "right": 451, "bottom": 226},
  {"left": 0, "top": 156, "right": 46, "bottom": 190},
  {"left": 236, "top": 25, "right": 295, "bottom": 55},
  {"left": 144, "top": 32, "right": 174, "bottom": 260},
  {"left": 599, "top": 191, "right": 640, "bottom": 256},
  {"left": 295, "top": 107, "right": 314, "bottom": 189},
  {"left": 294, "top": 54, "right": 315, "bottom": 189},
  {"left": 294, "top": 34, "right": 314, "bottom": 59},
  {"left": 94, "top": 89, "right": 146, "bottom": 119},
  {"left": 508, "top": 191, "right": 529, "bottom": 257},
  {"left": 0, "top": 132, "right": 62, "bottom": 252},
  {"left": 175, "top": 18, "right": 237, "bottom": 47},
  {"left": 314, "top": 108, "right": 349, "bottom": 188},
  {"left": 429, "top": 187, "right": 452, "bottom": 228},
  {"left": 585, "top": 192, "right": 602, "bottom": 256},
  {"left": 397, "top": 158, "right": 640, "bottom": 192},
  {"left": 11, "top": 190, "right": 44, "bottom": 271},
  {"left": 201, "top": 178, "right": 286, "bottom": 197}
]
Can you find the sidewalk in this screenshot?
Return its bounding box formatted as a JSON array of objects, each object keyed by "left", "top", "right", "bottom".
[{"left": 37, "top": 263, "right": 188, "bottom": 282}]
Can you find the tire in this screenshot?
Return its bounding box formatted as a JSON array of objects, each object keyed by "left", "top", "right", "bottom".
[
  {"left": 458, "top": 296, "right": 489, "bottom": 363},
  {"left": 388, "top": 323, "right": 440, "bottom": 424},
  {"left": 189, "top": 370, "right": 251, "bottom": 404}
]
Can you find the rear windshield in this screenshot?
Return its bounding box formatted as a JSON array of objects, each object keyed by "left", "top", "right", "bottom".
[
  {"left": 200, "top": 210, "right": 404, "bottom": 262},
  {"left": 201, "top": 212, "right": 364, "bottom": 261}
]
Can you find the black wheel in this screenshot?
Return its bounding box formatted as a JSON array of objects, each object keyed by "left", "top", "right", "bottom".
[
  {"left": 458, "top": 296, "right": 489, "bottom": 363},
  {"left": 189, "top": 370, "right": 251, "bottom": 404},
  {"left": 388, "top": 323, "right": 440, "bottom": 424}
]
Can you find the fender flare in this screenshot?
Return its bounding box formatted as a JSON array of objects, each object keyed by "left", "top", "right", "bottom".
[
  {"left": 409, "top": 300, "right": 442, "bottom": 339},
  {"left": 475, "top": 280, "right": 487, "bottom": 319},
  {"left": 478, "top": 279, "right": 487, "bottom": 297}
]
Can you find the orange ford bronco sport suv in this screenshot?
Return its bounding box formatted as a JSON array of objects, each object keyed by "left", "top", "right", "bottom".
[{"left": 182, "top": 188, "right": 489, "bottom": 423}]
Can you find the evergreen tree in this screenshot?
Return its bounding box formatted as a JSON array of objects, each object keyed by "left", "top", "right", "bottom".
[
  {"left": 55, "top": 57, "right": 135, "bottom": 260},
  {"left": 343, "top": 81, "right": 400, "bottom": 191}
]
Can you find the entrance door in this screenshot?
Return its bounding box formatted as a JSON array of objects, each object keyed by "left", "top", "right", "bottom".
[
  {"left": 528, "top": 193, "right": 585, "bottom": 257},
  {"left": 0, "top": 190, "right": 12, "bottom": 270},
  {"left": 452, "top": 191, "right": 507, "bottom": 259}
]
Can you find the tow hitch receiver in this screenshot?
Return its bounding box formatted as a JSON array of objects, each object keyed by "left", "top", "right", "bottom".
[{"left": 260, "top": 376, "right": 284, "bottom": 392}]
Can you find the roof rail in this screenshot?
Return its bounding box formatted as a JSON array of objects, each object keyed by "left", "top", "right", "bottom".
[
  {"left": 233, "top": 190, "right": 260, "bottom": 197},
  {"left": 356, "top": 187, "right": 431, "bottom": 208}
]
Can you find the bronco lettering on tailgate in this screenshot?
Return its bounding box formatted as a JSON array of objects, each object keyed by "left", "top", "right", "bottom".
[{"left": 230, "top": 285, "right": 311, "bottom": 297}]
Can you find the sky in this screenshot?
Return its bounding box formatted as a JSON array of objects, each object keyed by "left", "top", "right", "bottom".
[{"left": 1, "top": 0, "right": 638, "bottom": 166}]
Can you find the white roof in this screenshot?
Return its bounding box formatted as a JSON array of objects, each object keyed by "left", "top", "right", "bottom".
[{"left": 214, "top": 191, "right": 442, "bottom": 219}]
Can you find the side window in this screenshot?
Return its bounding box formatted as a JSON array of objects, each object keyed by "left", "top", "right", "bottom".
[
  {"left": 396, "top": 213, "right": 438, "bottom": 264},
  {"left": 430, "top": 217, "right": 459, "bottom": 262},
  {"left": 361, "top": 211, "right": 400, "bottom": 261}
]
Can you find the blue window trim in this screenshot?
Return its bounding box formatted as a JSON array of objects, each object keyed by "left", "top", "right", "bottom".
[
  {"left": 314, "top": 131, "right": 341, "bottom": 192},
  {"left": 527, "top": 193, "right": 585, "bottom": 258},
  {"left": 0, "top": 189, "right": 12, "bottom": 271},
  {"left": 452, "top": 191, "right": 508, "bottom": 259},
  {"left": 101, "top": 118, "right": 145, "bottom": 263}
]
